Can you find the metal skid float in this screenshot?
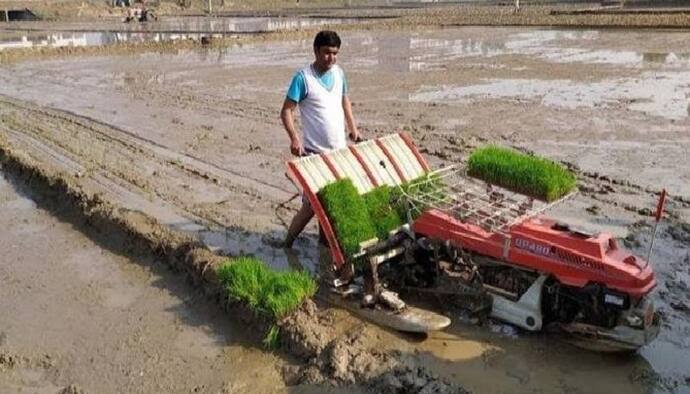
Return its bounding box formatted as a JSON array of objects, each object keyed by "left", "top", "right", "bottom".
[{"left": 285, "top": 133, "right": 660, "bottom": 351}]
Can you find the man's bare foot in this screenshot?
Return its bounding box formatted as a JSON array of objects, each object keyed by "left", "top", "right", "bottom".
[{"left": 261, "top": 233, "right": 294, "bottom": 249}]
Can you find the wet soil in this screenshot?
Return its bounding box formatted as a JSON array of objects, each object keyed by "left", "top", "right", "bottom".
[
  {"left": 0, "top": 171, "right": 289, "bottom": 393},
  {"left": 1, "top": 18, "right": 689, "bottom": 394},
  {"left": 2, "top": 4, "right": 690, "bottom": 64},
  {"left": 0, "top": 155, "right": 458, "bottom": 392}
]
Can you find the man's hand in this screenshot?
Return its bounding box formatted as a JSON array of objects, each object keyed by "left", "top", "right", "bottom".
[
  {"left": 290, "top": 138, "right": 305, "bottom": 157},
  {"left": 343, "top": 96, "right": 362, "bottom": 144},
  {"left": 349, "top": 129, "right": 363, "bottom": 143}
]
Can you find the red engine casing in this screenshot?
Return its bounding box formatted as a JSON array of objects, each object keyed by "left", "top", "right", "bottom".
[{"left": 412, "top": 210, "right": 656, "bottom": 299}]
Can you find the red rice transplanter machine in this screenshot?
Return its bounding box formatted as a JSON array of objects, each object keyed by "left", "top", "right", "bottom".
[{"left": 286, "top": 133, "right": 660, "bottom": 351}]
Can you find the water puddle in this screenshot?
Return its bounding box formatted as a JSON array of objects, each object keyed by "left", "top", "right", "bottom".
[
  {"left": 504, "top": 30, "right": 690, "bottom": 68},
  {"left": 418, "top": 326, "right": 657, "bottom": 393},
  {"left": 411, "top": 72, "right": 690, "bottom": 120},
  {"left": 199, "top": 226, "right": 321, "bottom": 273},
  {"left": 0, "top": 31, "right": 227, "bottom": 50},
  {"left": 141, "top": 15, "right": 348, "bottom": 34},
  {"left": 351, "top": 29, "right": 690, "bottom": 72},
  {"left": 340, "top": 29, "right": 690, "bottom": 120},
  {"left": 0, "top": 16, "right": 348, "bottom": 50}
]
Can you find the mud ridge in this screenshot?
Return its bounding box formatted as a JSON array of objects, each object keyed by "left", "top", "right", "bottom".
[
  {"left": 0, "top": 138, "right": 465, "bottom": 392},
  {"left": 278, "top": 301, "right": 464, "bottom": 393},
  {"left": 0, "top": 350, "right": 54, "bottom": 372}
]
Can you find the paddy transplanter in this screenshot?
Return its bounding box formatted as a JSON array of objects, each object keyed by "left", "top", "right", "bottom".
[{"left": 286, "top": 133, "right": 660, "bottom": 352}]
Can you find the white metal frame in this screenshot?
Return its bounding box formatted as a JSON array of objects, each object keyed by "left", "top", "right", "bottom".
[{"left": 387, "top": 165, "right": 575, "bottom": 233}]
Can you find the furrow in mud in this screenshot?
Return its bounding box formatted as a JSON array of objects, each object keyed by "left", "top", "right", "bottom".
[
  {"left": 0, "top": 96, "right": 292, "bottom": 198},
  {"left": 1, "top": 126, "right": 208, "bottom": 235},
  {"left": 0, "top": 96, "right": 290, "bottom": 235},
  {"left": 120, "top": 80, "right": 280, "bottom": 124}
]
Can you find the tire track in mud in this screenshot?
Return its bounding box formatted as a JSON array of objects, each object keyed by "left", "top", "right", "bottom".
[
  {"left": 0, "top": 96, "right": 294, "bottom": 236},
  {"left": 119, "top": 76, "right": 278, "bottom": 124}
]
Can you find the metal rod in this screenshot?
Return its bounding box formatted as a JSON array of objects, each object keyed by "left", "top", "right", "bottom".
[
  {"left": 398, "top": 165, "right": 575, "bottom": 233},
  {"left": 646, "top": 189, "right": 667, "bottom": 265},
  {"left": 646, "top": 220, "right": 659, "bottom": 263}
]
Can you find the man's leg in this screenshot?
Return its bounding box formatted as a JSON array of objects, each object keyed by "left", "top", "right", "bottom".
[{"left": 284, "top": 201, "right": 314, "bottom": 248}]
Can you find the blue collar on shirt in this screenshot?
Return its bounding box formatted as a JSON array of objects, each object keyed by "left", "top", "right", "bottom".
[{"left": 311, "top": 64, "right": 336, "bottom": 91}]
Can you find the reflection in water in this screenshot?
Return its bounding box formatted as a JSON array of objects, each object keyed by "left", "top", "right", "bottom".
[
  {"left": 353, "top": 29, "right": 690, "bottom": 73},
  {"left": 355, "top": 32, "right": 508, "bottom": 72},
  {"left": 408, "top": 37, "right": 506, "bottom": 71},
  {"left": 159, "top": 16, "right": 343, "bottom": 33},
  {"left": 350, "top": 29, "right": 690, "bottom": 73},
  {"left": 643, "top": 52, "right": 690, "bottom": 65},
  {"left": 360, "top": 30, "right": 559, "bottom": 73},
  {"left": 506, "top": 30, "right": 690, "bottom": 68},
  {"left": 644, "top": 52, "right": 671, "bottom": 63},
  {"left": 0, "top": 33, "right": 88, "bottom": 49},
  {"left": 102, "top": 16, "right": 345, "bottom": 34},
  {"left": 0, "top": 17, "right": 345, "bottom": 50},
  {"left": 378, "top": 34, "right": 413, "bottom": 72},
  {"left": 0, "top": 31, "right": 222, "bottom": 50},
  {"left": 198, "top": 226, "right": 320, "bottom": 274}
]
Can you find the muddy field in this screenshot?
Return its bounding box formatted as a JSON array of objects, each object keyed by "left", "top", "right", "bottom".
[
  {"left": 0, "top": 172, "right": 301, "bottom": 393},
  {"left": 1, "top": 8, "right": 690, "bottom": 394}
]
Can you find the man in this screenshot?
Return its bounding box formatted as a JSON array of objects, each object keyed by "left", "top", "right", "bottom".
[{"left": 281, "top": 30, "right": 361, "bottom": 248}]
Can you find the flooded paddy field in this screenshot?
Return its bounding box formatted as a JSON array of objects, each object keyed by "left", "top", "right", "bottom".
[
  {"left": 2, "top": 16, "right": 353, "bottom": 34},
  {"left": 1, "top": 22, "right": 689, "bottom": 393},
  {"left": 0, "top": 15, "right": 362, "bottom": 50}
]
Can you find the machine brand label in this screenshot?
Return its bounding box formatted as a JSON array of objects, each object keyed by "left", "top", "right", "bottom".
[{"left": 514, "top": 238, "right": 605, "bottom": 272}]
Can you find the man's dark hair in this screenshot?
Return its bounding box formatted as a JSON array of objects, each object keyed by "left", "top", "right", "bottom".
[{"left": 313, "top": 30, "right": 341, "bottom": 49}]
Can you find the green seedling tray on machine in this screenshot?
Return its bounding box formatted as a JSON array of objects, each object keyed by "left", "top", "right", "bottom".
[{"left": 285, "top": 132, "right": 451, "bottom": 333}]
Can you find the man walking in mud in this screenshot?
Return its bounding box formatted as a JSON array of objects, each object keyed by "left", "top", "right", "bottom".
[{"left": 280, "top": 30, "right": 361, "bottom": 248}]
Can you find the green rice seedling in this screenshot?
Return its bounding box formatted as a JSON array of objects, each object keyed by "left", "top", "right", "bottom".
[
  {"left": 216, "top": 256, "right": 268, "bottom": 309},
  {"left": 318, "top": 178, "right": 378, "bottom": 257},
  {"left": 363, "top": 185, "right": 404, "bottom": 240},
  {"left": 216, "top": 257, "right": 317, "bottom": 320},
  {"left": 391, "top": 173, "right": 447, "bottom": 220},
  {"left": 262, "top": 270, "right": 318, "bottom": 319},
  {"left": 467, "top": 146, "right": 576, "bottom": 202},
  {"left": 263, "top": 325, "right": 280, "bottom": 350}
]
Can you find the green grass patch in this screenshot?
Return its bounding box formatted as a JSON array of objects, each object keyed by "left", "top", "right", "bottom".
[
  {"left": 318, "top": 179, "right": 378, "bottom": 257},
  {"left": 217, "top": 256, "right": 317, "bottom": 320},
  {"left": 467, "top": 146, "right": 576, "bottom": 202}
]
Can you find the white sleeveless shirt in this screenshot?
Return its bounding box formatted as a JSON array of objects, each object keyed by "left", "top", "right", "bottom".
[{"left": 299, "top": 64, "right": 346, "bottom": 153}]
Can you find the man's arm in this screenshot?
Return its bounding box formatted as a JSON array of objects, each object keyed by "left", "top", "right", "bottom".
[
  {"left": 342, "top": 95, "right": 361, "bottom": 142},
  {"left": 280, "top": 98, "right": 304, "bottom": 157}
]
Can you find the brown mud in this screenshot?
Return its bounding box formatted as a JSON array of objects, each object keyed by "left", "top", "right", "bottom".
[
  {"left": 1, "top": 13, "right": 690, "bottom": 394},
  {"left": 0, "top": 128, "right": 462, "bottom": 392},
  {"left": 0, "top": 169, "right": 289, "bottom": 393}
]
